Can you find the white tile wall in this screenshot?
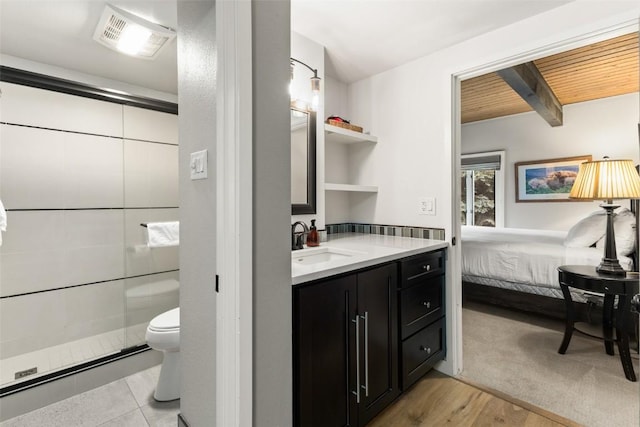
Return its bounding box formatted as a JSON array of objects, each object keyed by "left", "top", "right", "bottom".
[
  {"left": 123, "top": 106, "right": 178, "bottom": 145},
  {"left": 0, "top": 83, "right": 122, "bottom": 136},
  {"left": 0, "top": 289, "right": 67, "bottom": 360},
  {"left": 0, "top": 280, "right": 125, "bottom": 360},
  {"left": 1, "top": 210, "right": 68, "bottom": 295},
  {"left": 124, "top": 271, "right": 179, "bottom": 347},
  {"left": 0, "top": 125, "right": 124, "bottom": 209},
  {"left": 0, "top": 210, "right": 125, "bottom": 296},
  {"left": 63, "top": 281, "right": 126, "bottom": 343},
  {"left": 124, "top": 209, "right": 179, "bottom": 277},
  {"left": 124, "top": 140, "right": 179, "bottom": 208}
]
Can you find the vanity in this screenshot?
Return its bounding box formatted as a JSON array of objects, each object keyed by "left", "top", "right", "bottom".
[{"left": 292, "top": 233, "right": 448, "bottom": 426}]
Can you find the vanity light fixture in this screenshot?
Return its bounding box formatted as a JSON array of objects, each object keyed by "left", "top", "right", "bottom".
[
  {"left": 290, "top": 57, "right": 321, "bottom": 109},
  {"left": 93, "top": 4, "right": 176, "bottom": 60}
]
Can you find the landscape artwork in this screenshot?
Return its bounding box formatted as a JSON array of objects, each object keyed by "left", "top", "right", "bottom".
[{"left": 515, "top": 155, "right": 592, "bottom": 202}]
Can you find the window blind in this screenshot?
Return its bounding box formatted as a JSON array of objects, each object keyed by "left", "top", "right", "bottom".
[{"left": 461, "top": 154, "right": 501, "bottom": 171}]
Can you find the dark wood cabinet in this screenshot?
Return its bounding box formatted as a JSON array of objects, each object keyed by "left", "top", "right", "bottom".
[
  {"left": 293, "top": 274, "right": 358, "bottom": 426},
  {"left": 356, "top": 265, "right": 399, "bottom": 425},
  {"left": 293, "top": 247, "right": 446, "bottom": 426},
  {"left": 293, "top": 263, "right": 398, "bottom": 427},
  {"left": 398, "top": 250, "right": 446, "bottom": 390}
]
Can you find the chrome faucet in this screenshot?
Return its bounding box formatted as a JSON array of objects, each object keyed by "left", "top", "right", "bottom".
[{"left": 291, "top": 221, "right": 309, "bottom": 250}]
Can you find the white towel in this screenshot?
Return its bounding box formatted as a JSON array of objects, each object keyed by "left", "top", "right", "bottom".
[
  {"left": 146, "top": 221, "right": 179, "bottom": 248},
  {"left": 0, "top": 199, "right": 6, "bottom": 246}
]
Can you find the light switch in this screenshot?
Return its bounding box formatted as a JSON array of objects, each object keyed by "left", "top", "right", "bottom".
[
  {"left": 190, "top": 150, "right": 208, "bottom": 180},
  {"left": 418, "top": 197, "right": 436, "bottom": 215}
]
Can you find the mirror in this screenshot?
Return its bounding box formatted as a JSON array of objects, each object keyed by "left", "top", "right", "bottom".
[{"left": 291, "top": 106, "right": 317, "bottom": 214}]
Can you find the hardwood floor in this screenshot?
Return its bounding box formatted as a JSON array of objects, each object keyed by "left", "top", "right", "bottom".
[{"left": 367, "top": 370, "right": 581, "bottom": 427}]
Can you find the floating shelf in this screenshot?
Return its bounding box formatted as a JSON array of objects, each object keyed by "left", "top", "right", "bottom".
[
  {"left": 325, "top": 183, "right": 378, "bottom": 193},
  {"left": 324, "top": 124, "right": 378, "bottom": 144}
]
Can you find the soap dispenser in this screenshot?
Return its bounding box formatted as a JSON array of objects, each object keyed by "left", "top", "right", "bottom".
[{"left": 306, "top": 219, "right": 319, "bottom": 247}]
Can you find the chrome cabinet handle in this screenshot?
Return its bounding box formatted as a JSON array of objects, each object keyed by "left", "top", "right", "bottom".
[
  {"left": 420, "top": 345, "right": 432, "bottom": 355},
  {"left": 352, "top": 315, "right": 361, "bottom": 403},
  {"left": 362, "top": 312, "right": 369, "bottom": 397},
  {"left": 422, "top": 264, "right": 431, "bottom": 271},
  {"left": 422, "top": 301, "right": 431, "bottom": 309}
]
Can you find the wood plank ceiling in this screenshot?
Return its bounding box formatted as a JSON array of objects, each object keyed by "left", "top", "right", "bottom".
[{"left": 461, "top": 32, "right": 639, "bottom": 124}]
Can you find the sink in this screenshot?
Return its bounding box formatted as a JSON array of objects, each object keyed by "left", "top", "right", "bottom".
[{"left": 292, "top": 247, "right": 365, "bottom": 266}]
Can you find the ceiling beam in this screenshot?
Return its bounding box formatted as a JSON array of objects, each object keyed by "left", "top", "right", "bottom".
[{"left": 497, "top": 62, "right": 563, "bottom": 127}]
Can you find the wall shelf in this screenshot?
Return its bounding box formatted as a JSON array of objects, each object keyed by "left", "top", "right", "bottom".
[
  {"left": 324, "top": 124, "right": 378, "bottom": 144},
  {"left": 325, "top": 183, "right": 378, "bottom": 193}
]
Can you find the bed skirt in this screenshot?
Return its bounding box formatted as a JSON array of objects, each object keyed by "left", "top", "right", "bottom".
[
  {"left": 462, "top": 274, "right": 590, "bottom": 303},
  {"left": 462, "top": 277, "right": 601, "bottom": 323}
]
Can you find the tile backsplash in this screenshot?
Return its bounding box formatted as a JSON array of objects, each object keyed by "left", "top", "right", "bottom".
[{"left": 324, "top": 223, "right": 445, "bottom": 241}]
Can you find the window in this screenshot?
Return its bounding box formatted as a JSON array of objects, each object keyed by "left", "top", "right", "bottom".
[{"left": 460, "top": 151, "right": 505, "bottom": 227}]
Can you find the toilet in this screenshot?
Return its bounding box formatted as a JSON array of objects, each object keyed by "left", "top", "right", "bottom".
[{"left": 145, "top": 307, "right": 180, "bottom": 401}]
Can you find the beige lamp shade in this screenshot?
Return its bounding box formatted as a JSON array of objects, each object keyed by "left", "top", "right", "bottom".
[{"left": 569, "top": 158, "right": 640, "bottom": 201}]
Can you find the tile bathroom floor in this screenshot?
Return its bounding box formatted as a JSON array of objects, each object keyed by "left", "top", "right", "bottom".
[{"left": 0, "top": 365, "right": 179, "bottom": 427}]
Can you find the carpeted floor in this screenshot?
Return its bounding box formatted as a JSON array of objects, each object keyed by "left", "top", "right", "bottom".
[{"left": 459, "top": 301, "right": 639, "bottom": 427}]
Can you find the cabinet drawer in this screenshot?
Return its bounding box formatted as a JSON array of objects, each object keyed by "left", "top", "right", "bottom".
[
  {"left": 400, "top": 276, "right": 443, "bottom": 339},
  {"left": 401, "top": 318, "right": 445, "bottom": 390},
  {"left": 399, "top": 250, "right": 444, "bottom": 288}
]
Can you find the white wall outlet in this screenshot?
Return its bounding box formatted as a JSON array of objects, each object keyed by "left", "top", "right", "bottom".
[
  {"left": 418, "top": 197, "right": 436, "bottom": 215},
  {"left": 190, "top": 150, "right": 208, "bottom": 180}
]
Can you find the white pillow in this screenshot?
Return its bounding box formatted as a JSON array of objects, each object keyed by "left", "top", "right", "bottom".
[
  {"left": 595, "top": 208, "right": 637, "bottom": 256},
  {"left": 564, "top": 212, "right": 606, "bottom": 248}
]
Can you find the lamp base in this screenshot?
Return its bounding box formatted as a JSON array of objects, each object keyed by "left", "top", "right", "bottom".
[
  {"left": 596, "top": 203, "right": 626, "bottom": 277},
  {"left": 596, "top": 259, "right": 627, "bottom": 276}
]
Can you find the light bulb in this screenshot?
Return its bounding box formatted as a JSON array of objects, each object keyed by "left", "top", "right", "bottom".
[
  {"left": 310, "top": 76, "right": 320, "bottom": 94},
  {"left": 117, "top": 24, "right": 152, "bottom": 56}
]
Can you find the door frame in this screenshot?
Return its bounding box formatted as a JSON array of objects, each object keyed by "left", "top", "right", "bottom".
[
  {"left": 449, "top": 17, "right": 640, "bottom": 376},
  {"left": 216, "top": 1, "right": 253, "bottom": 426}
]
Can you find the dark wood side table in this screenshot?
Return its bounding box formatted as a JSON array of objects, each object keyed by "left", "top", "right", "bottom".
[{"left": 557, "top": 265, "right": 639, "bottom": 381}]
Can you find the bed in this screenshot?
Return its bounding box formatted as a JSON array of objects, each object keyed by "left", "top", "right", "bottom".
[{"left": 462, "top": 205, "right": 639, "bottom": 322}]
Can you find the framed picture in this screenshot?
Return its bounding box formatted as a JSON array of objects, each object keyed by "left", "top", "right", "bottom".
[{"left": 515, "top": 155, "right": 592, "bottom": 202}]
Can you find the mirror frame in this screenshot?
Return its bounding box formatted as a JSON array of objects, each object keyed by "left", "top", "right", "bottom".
[{"left": 291, "top": 106, "right": 317, "bottom": 215}]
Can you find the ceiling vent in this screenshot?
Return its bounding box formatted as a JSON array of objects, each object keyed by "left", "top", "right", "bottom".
[{"left": 93, "top": 4, "right": 176, "bottom": 60}]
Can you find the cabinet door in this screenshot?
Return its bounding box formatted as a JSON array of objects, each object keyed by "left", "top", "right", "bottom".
[
  {"left": 294, "top": 275, "right": 358, "bottom": 427},
  {"left": 357, "top": 264, "right": 399, "bottom": 425}
]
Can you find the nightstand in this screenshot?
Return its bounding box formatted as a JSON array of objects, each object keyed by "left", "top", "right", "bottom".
[{"left": 557, "top": 265, "right": 639, "bottom": 381}]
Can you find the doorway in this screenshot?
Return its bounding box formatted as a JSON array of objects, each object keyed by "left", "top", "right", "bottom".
[{"left": 452, "top": 24, "right": 640, "bottom": 426}]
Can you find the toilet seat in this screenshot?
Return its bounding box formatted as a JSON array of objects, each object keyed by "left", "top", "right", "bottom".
[{"left": 148, "top": 307, "right": 180, "bottom": 332}]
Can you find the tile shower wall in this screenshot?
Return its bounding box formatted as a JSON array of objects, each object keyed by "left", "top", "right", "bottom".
[{"left": 0, "top": 82, "right": 179, "bottom": 376}]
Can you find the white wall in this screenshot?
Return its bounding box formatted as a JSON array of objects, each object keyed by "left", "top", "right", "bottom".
[
  {"left": 180, "top": 2, "right": 293, "bottom": 426},
  {"left": 324, "top": 75, "right": 352, "bottom": 223},
  {"left": 462, "top": 93, "right": 640, "bottom": 231},
  {"left": 176, "top": 1, "right": 218, "bottom": 423},
  {"left": 253, "top": 2, "right": 293, "bottom": 425},
  {"left": 291, "top": 32, "right": 326, "bottom": 229},
  {"left": 347, "top": 1, "right": 639, "bottom": 237},
  {"left": 344, "top": 0, "right": 640, "bottom": 376}
]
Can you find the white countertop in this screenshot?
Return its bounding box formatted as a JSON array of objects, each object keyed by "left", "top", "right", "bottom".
[{"left": 291, "top": 233, "right": 448, "bottom": 285}]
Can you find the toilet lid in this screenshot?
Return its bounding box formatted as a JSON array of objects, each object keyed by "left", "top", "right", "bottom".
[{"left": 149, "top": 307, "right": 180, "bottom": 331}]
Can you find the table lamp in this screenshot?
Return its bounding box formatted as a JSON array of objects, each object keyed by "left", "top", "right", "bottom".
[{"left": 569, "top": 157, "right": 640, "bottom": 276}]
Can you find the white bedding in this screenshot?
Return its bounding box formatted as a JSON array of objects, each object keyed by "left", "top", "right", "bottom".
[{"left": 461, "top": 225, "right": 633, "bottom": 291}]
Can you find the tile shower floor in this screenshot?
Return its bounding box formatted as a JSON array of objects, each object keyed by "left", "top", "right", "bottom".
[
  {"left": 0, "top": 364, "right": 178, "bottom": 427},
  {"left": 1, "top": 323, "right": 148, "bottom": 387}
]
